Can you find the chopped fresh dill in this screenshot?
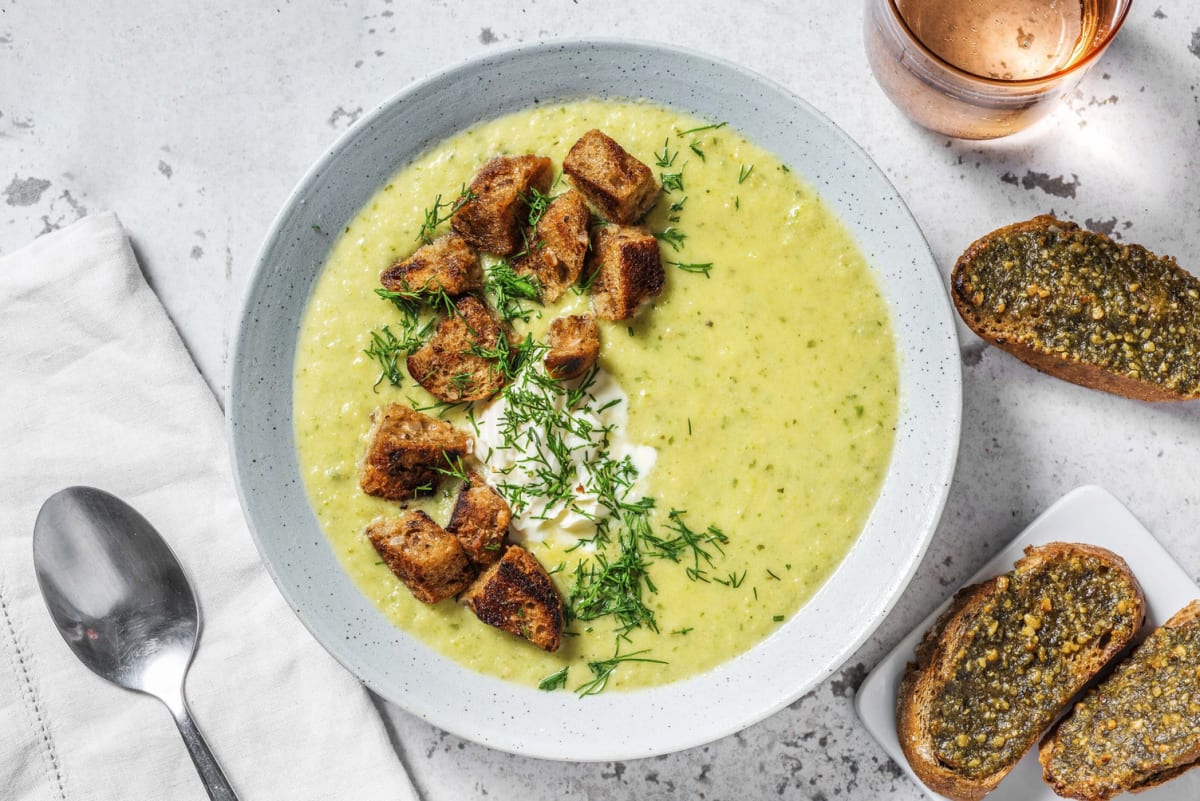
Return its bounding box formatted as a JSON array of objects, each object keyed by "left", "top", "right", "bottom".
[
  {"left": 431, "top": 452, "right": 470, "bottom": 483},
  {"left": 653, "top": 227, "right": 687, "bottom": 252},
  {"left": 677, "top": 121, "right": 727, "bottom": 137},
  {"left": 713, "top": 570, "right": 746, "bottom": 588},
  {"left": 773, "top": 615, "right": 785, "bottom": 622},
  {"left": 688, "top": 142, "right": 706, "bottom": 161},
  {"left": 672, "top": 627, "right": 694, "bottom": 636},
  {"left": 575, "top": 646, "right": 667, "bottom": 697},
  {"left": 484, "top": 261, "right": 542, "bottom": 322},
  {"left": 738, "top": 164, "right": 754, "bottom": 184},
  {"left": 653, "top": 139, "right": 677, "bottom": 168},
  {"left": 667, "top": 260, "right": 713, "bottom": 277},
  {"left": 669, "top": 196, "right": 687, "bottom": 213},
  {"left": 538, "top": 667, "right": 569, "bottom": 691},
  {"left": 660, "top": 172, "right": 684, "bottom": 193},
  {"left": 363, "top": 326, "right": 406, "bottom": 390},
  {"left": 416, "top": 184, "right": 475, "bottom": 245},
  {"left": 375, "top": 284, "right": 457, "bottom": 319},
  {"left": 766, "top": 568, "right": 781, "bottom": 580},
  {"left": 524, "top": 186, "right": 556, "bottom": 229}
]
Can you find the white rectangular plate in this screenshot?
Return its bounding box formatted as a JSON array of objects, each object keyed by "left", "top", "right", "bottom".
[{"left": 856, "top": 485, "right": 1200, "bottom": 800}]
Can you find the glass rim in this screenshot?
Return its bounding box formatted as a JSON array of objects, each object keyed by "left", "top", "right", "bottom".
[{"left": 883, "top": 0, "right": 1134, "bottom": 87}]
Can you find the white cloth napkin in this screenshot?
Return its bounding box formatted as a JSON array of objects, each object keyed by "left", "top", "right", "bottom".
[{"left": 0, "top": 213, "right": 419, "bottom": 801}]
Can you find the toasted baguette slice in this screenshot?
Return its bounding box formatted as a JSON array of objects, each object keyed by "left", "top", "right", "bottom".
[
  {"left": 898, "top": 543, "right": 1146, "bottom": 801},
  {"left": 952, "top": 216, "right": 1200, "bottom": 401},
  {"left": 1040, "top": 600, "right": 1200, "bottom": 800}
]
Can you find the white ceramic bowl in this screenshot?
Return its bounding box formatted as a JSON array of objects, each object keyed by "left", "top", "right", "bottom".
[{"left": 228, "top": 39, "right": 961, "bottom": 761}]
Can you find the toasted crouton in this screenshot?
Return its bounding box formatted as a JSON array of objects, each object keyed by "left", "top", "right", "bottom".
[
  {"left": 587, "top": 225, "right": 664, "bottom": 320},
  {"left": 359, "top": 404, "right": 472, "bottom": 500},
  {"left": 380, "top": 233, "right": 482, "bottom": 296},
  {"left": 366, "top": 512, "right": 475, "bottom": 604},
  {"left": 511, "top": 190, "right": 590, "bottom": 302},
  {"left": 545, "top": 314, "right": 600, "bottom": 380},
  {"left": 461, "top": 545, "right": 564, "bottom": 651},
  {"left": 563, "top": 129, "right": 659, "bottom": 224},
  {"left": 406, "top": 294, "right": 511, "bottom": 402},
  {"left": 451, "top": 155, "right": 554, "bottom": 255},
  {"left": 446, "top": 472, "right": 511, "bottom": 565}
]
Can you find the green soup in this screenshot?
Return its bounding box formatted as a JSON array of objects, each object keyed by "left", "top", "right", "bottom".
[{"left": 293, "top": 99, "right": 898, "bottom": 691}]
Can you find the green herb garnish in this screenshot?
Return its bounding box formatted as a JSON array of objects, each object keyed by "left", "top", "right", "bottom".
[
  {"left": 416, "top": 184, "right": 475, "bottom": 245},
  {"left": 660, "top": 172, "right": 684, "bottom": 193},
  {"left": 484, "top": 261, "right": 542, "bottom": 322},
  {"left": 677, "top": 121, "right": 727, "bottom": 137},
  {"left": 654, "top": 139, "right": 677, "bottom": 168},
  {"left": 575, "top": 646, "right": 667, "bottom": 697},
  {"left": 653, "top": 227, "right": 687, "bottom": 252},
  {"left": 538, "top": 667, "right": 569, "bottom": 691},
  {"left": 667, "top": 260, "right": 712, "bottom": 277}
]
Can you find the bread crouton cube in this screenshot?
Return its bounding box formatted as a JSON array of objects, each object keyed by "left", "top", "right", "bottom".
[
  {"left": 359, "top": 404, "right": 472, "bottom": 501},
  {"left": 380, "top": 233, "right": 482, "bottom": 296},
  {"left": 563, "top": 129, "right": 659, "bottom": 224},
  {"left": 446, "top": 472, "right": 511, "bottom": 565},
  {"left": 451, "top": 155, "right": 554, "bottom": 256},
  {"left": 366, "top": 511, "right": 475, "bottom": 604},
  {"left": 544, "top": 314, "right": 600, "bottom": 380},
  {"left": 406, "top": 294, "right": 511, "bottom": 402},
  {"left": 461, "top": 545, "right": 564, "bottom": 652},
  {"left": 587, "top": 225, "right": 664, "bottom": 320},
  {"left": 512, "top": 190, "right": 590, "bottom": 302}
]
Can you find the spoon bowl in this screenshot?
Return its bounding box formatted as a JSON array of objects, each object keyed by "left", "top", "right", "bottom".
[{"left": 33, "top": 486, "right": 238, "bottom": 801}]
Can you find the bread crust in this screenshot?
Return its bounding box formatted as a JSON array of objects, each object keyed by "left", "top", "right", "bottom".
[
  {"left": 896, "top": 543, "right": 1146, "bottom": 801},
  {"left": 446, "top": 471, "right": 511, "bottom": 566},
  {"left": 951, "top": 216, "right": 1200, "bottom": 402},
  {"left": 366, "top": 511, "right": 475, "bottom": 604},
  {"left": 461, "top": 545, "right": 564, "bottom": 652},
  {"left": 563, "top": 129, "right": 659, "bottom": 224},
  {"left": 512, "top": 190, "right": 590, "bottom": 302},
  {"left": 587, "top": 224, "right": 664, "bottom": 320},
  {"left": 544, "top": 314, "right": 600, "bottom": 380},
  {"left": 406, "top": 294, "right": 510, "bottom": 402},
  {"left": 380, "top": 233, "right": 482, "bottom": 296},
  {"left": 358, "top": 404, "right": 472, "bottom": 500},
  {"left": 1038, "top": 600, "right": 1200, "bottom": 800},
  {"left": 452, "top": 154, "right": 554, "bottom": 255}
]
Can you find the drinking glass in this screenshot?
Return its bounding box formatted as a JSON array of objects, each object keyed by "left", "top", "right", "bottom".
[{"left": 865, "top": 0, "right": 1132, "bottom": 140}]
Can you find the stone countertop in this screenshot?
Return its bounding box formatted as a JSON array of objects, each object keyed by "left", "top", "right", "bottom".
[{"left": 4, "top": 2, "right": 1200, "bottom": 799}]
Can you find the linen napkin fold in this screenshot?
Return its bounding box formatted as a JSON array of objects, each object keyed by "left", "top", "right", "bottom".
[{"left": 0, "top": 213, "right": 419, "bottom": 801}]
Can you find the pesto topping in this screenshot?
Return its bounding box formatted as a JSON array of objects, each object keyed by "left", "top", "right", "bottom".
[
  {"left": 1045, "top": 612, "right": 1200, "bottom": 794},
  {"left": 957, "top": 223, "right": 1200, "bottom": 393},
  {"left": 930, "top": 553, "right": 1140, "bottom": 778}
]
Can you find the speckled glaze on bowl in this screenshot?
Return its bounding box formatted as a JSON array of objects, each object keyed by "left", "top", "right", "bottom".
[{"left": 227, "top": 39, "right": 961, "bottom": 761}]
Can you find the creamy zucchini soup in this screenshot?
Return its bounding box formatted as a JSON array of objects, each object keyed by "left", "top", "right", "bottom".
[{"left": 294, "top": 99, "right": 898, "bottom": 693}]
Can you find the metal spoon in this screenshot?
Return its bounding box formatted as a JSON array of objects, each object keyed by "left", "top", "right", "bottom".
[{"left": 32, "top": 486, "right": 238, "bottom": 801}]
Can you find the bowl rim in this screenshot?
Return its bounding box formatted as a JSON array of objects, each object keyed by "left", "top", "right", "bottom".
[{"left": 227, "top": 35, "right": 962, "bottom": 761}]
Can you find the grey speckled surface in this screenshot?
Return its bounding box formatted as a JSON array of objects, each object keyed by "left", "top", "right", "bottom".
[{"left": 4, "top": 2, "right": 1200, "bottom": 799}]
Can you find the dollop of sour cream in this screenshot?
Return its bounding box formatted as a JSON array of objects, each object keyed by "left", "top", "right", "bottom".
[{"left": 472, "top": 368, "right": 656, "bottom": 550}]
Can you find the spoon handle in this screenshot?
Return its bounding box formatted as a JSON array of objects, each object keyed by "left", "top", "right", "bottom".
[{"left": 170, "top": 698, "right": 240, "bottom": 801}]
